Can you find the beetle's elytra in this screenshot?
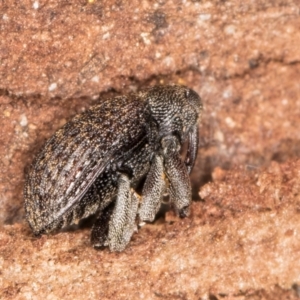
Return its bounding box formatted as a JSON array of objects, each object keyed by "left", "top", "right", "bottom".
[{"left": 24, "top": 85, "right": 202, "bottom": 251}]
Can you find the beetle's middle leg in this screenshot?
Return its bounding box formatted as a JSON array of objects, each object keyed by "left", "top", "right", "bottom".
[{"left": 91, "top": 173, "right": 139, "bottom": 251}]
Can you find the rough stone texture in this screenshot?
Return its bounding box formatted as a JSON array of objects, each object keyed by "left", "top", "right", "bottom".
[
  {"left": 1, "top": 160, "right": 300, "bottom": 299},
  {"left": 1, "top": 0, "right": 300, "bottom": 299}
]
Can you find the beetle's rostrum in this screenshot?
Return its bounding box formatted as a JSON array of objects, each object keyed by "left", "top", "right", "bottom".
[{"left": 24, "top": 85, "right": 202, "bottom": 251}]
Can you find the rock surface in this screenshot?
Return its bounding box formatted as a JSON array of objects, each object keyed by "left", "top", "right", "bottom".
[
  {"left": 1, "top": 160, "right": 300, "bottom": 299},
  {"left": 0, "top": 0, "right": 300, "bottom": 299}
]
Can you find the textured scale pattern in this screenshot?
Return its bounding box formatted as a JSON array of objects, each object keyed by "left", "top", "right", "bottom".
[{"left": 24, "top": 85, "right": 202, "bottom": 251}]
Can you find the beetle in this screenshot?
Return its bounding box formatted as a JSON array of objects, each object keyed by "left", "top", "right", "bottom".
[{"left": 24, "top": 85, "right": 202, "bottom": 251}]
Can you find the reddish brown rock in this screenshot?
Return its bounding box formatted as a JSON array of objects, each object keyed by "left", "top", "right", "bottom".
[
  {"left": 2, "top": 0, "right": 300, "bottom": 223},
  {"left": 1, "top": 160, "right": 300, "bottom": 299}
]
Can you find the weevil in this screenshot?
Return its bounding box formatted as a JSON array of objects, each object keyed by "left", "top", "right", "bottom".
[{"left": 24, "top": 85, "right": 202, "bottom": 251}]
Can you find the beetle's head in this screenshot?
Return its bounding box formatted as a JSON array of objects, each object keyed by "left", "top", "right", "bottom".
[{"left": 145, "top": 85, "right": 202, "bottom": 143}]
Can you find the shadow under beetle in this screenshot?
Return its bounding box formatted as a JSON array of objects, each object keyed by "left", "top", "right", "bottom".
[{"left": 24, "top": 85, "right": 203, "bottom": 251}]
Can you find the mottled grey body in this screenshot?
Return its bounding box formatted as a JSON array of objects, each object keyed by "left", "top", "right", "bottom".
[{"left": 24, "top": 85, "right": 202, "bottom": 251}]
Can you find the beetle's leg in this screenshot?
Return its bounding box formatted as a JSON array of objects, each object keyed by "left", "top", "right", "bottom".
[
  {"left": 161, "top": 136, "right": 191, "bottom": 217},
  {"left": 120, "top": 191, "right": 139, "bottom": 247},
  {"left": 91, "top": 201, "right": 115, "bottom": 249},
  {"left": 107, "top": 174, "right": 139, "bottom": 252},
  {"left": 139, "top": 155, "right": 165, "bottom": 223},
  {"left": 184, "top": 124, "right": 199, "bottom": 174}
]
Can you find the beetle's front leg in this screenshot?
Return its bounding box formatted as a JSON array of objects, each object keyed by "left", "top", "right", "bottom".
[
  {"left": 161, "top": 136, "right": 192, "bottom": 217},
  {"left": 139, "top": 155, "right": 165, "bottom": 223},
  {"left": 92, "top": 174, "right": 138, "bottom": 252}
]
